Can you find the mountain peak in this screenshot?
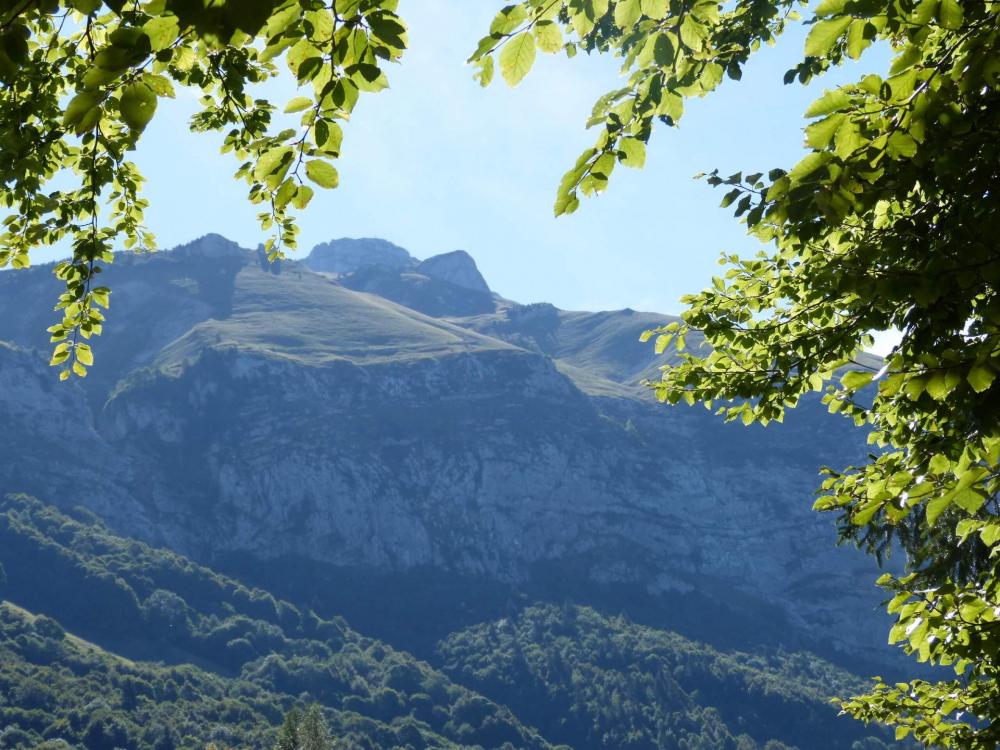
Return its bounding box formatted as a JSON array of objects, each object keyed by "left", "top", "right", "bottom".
[
  {"left": 304, "top": 237, "right": 415, "bottom": 275},
  {"left": 417, "top": 250, "right": 490, "bottom": 294},
  {"left": 173, "top": 234, "right": 247, "bottom": 260}
]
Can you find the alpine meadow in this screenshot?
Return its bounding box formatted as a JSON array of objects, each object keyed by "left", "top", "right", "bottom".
[{"left": 0, "top": 0, "right": 998, "bottom": 749}]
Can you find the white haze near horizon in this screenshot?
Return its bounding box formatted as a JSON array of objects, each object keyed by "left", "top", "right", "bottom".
[{"left": 16, "top": 1, "right": 898, "bottom": 354}]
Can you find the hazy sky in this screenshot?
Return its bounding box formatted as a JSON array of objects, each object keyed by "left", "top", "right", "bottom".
[{"left": 38, "top": 1, "right": 888, "bottom": 319}]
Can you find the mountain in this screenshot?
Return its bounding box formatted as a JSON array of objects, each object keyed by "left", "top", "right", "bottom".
[
  {"left": 415, "top": 251, "right": 491, "bottom": 294},
  {"left": 304, "top": 237, "right": 415, "bottom": 275},
  {"left": 303, "top": 239, "right": 499, "bottom": 318},
  {"left": 0, "top": 495, "right": 900, "bottom": 750},
  {"left": 0, "top": 234, "right": 891, "bottom": 677}
]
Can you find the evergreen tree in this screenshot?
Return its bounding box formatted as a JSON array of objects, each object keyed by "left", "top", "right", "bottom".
[
  {"left": 299, "top": 705, "right": 332, "bottom": 750},
  {"left": 273, "top": 707, "right": 300, "bottom": 750}
]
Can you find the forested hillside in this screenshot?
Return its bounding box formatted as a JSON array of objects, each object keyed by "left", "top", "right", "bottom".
[
  {"left": 0, "top": 495, "right": 550, "bottom": 750},
  {"left": 439, "top": 605, "right": 892, "bottom": 750},
  {"left": 0, "top": 495, "right": 898, "bottom": 749}
]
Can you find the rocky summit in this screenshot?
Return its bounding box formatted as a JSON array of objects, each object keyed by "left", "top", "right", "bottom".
[{"left": 0, "top": 235, "right": 890, "bottom": 669}]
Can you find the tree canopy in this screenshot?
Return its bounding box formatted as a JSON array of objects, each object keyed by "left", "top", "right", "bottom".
[
  {"left": 475, "top": 0, "right": 996, "bottom": 746},
  {"left": 1, "top": 0, "right": 998, "bottom": 746}
]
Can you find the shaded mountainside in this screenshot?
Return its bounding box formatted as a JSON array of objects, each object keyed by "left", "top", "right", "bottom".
[
  {"left": 303, "top": 242, "right": 498, "bottom": 318},
  {"left": 0, "top": 235, "right": 889, "bottom": 674},
  {"left": 0, "top": 495, "right": 554, "bottom": 750},
  {"left": 438, "top": 604, "right": 897, "bottom": 750},
  {"left": 0, "top": 496, "right": 899, "bottom": 750}
]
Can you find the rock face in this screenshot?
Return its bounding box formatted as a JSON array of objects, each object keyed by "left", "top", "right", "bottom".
[
  {"left": 0, "top": 235, "right": 891, "bottom": 667},
  {"left": 416, "top": 250, "right": 491, "bottom": 294},
  {"left": 303, "top": 237, "right": 415, "bottom": 274},
  {"left": 338, "top": 264, "right": 498, "bottom": 318}
]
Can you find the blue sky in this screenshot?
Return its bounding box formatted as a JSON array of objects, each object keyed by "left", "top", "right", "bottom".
[{"left": 44, "top": 2, "right": 889, "bottom": 321}]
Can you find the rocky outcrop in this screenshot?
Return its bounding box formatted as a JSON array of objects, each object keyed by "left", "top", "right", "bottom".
[
  {"left": 304, "top": 237, "right": 415, "bottom": 275},
  {"left": 339, "top": 265, "right": 497, "bottom": 318},
  {"left": 417, "top": 250, "right": 491, "bottom": 294}
]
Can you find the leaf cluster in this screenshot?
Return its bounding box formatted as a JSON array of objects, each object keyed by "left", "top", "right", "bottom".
[{"left": 467, "top": 0, "right": 1000, "bottom": 744}]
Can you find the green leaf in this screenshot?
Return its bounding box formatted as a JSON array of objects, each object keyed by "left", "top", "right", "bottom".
[
  {"left": 141, "top": 73, "right": 175, "bottom": 98},
  {"left": 284, "top": 96, "right": 313, "bottom": 113},
  {"left": 63, "top": 91, "right": 104, "bottom": 134},
  {"left": 841, "top": 370, "right": 873, "bottom": 391},
  {"left": 804, "top": 16, "right": 852, "bottom": 57},
  {"left": 348, "top": 63, "right": 389, "bottom": 93},
  {"left": 640, "top": 0, "right": 669, "bottom": 19},
  {"left": 805, "top": 113, "right": 846, "bottom": 149},
  {"left": 584, "top": 0, "right": 610, "bottom": 22},
  {"left": 368, "top": 14, "right": 407, "bottom": 49},
  {"left": 499, "top": 32, "right": 536, "bottom": 87},
  {"left": 887, "top": 131, "right": 918, "bottom": 159},
  {"left": 852, "top": 500, "right": 881, "bottom": 526},
  {"left": 788, "top": 152, "right": 830, "bottom": 183},
  {"left": 554, "top": 187, "right": 579, "bottom": 216},
  {"left": 928, "top": 453, "right": 951, "bottom": 474},
  {"left": 614, "top": 0, "right": 642, "bottom": 27},
  {"left": 653, "top": 33, "right": 674, "bottom": 66},
  {"left": 91, "top": 287, "right": 111, "bottom": 309},
  {"left": 591, "top": 151, "right": 616, "bottom": 179},
  {"left": 814, "top": 0, "right": 847, "bottom": 16},
  {"left": 534, "top": 22, "right": 562, "bottom": 54},
  {"left": 833, "top": 119, "right": 861, "bottom": 158},
  {"left": 119, "top": 82, "right": 157, "bottom": 134},
  {"left": 967, "top": 363, "right": 995, "bottom": 393},
  {"left": 926, "top": 370, "right": 956, "bottom": 400},
  {"left": 305, "top": 159, "right": 339, "bottom": 189},
  {"left": 845, "top": 19, "right": 868, "bottom": 60},
  {"left": 275, "top": 178, "right": 297, "bottom": 209},
  {"left": 473, "top": 55, "right": 494, "bottom": 87},
  {"left": 937, "top": 0, "right": 963, "bottom": 29},
  {"left": 70, "top": 0, "right": 102, "bottom": 12},
  {"left": 75, "top": 343, "right": 94, "bottom": 367},
  {"left": 982, "top": 522, "right": 1000, "bottom": 547},
  {"left": 291, "top": 185, "right": 314, "bottom": 210},
  {"left": 618, "top": 138, "right": 646, "bottom": 168},
  {"left": 312, "top": 120, "right": 343, "bottom": 155},
  {"left": 952, "top": 488, "right": 985, "bottom": 514},
  {"left": 254, "top": 147, "right": 293, "bottom": 182},
  {"left": 804, "top": 89, "right": 850, "bottom": 118},
  {"left": 679, "top": 16, "right": 706, "bottom": 51},
  {"left": 926, "top": 493, "right": 951, "bottom": 524},
  {"left": 490, "top": 5, "right": 528, "bottom": 35},
  {"left": 143, "top": 15, "right": 180, "bottom": 52}
]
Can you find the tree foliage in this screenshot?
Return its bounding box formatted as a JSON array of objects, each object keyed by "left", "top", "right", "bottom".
[
  {"left": 2, "top": 0, "right": 998, "bottom": 744},
  {"left": 272, "top": 705, "right": 333, "bottom": 750},
  {"left": 469, "top": 0, "right": 1000, "bottom": 745},
  {"left": 1, "top": 495, "right": 888, "bottom": 750},
  {"left": 438, "top": 603, "right": 899, "bottom": 750}
]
